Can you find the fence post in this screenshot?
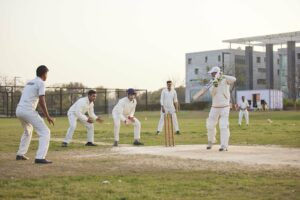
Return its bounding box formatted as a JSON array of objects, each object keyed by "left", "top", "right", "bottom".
[
  {"left": 145, "top": 90, "right": 148, "bottom": 111},
  {"left": 104, "top": 89, "right": 107, "bottom": 114},
  {"left": 6, "top": 92, "right": 9, "bottom": 117},
  {"left": 10, "top": 87, "right": 14, "bottom": 117},
  {"left": 60, "top": 88, "right": 63, "bottom": 116}
]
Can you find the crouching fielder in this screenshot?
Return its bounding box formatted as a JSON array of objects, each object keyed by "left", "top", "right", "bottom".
[
  {"left": 206, "top": 66, "right": 236, "bottom": 151},
  {"left": 112, "top": 88, "right": 143, "bottom": 147},
  {"left": 238, "top": 96, "right": 250, "bottom": 126},
  {"left": 62, "top": 90, "right": 103, "bottom": 147}
]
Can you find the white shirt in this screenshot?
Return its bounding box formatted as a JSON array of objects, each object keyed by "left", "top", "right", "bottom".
[
  {"left": 239, "top": 100, "right": 249, "bottom": 110},
  {"left": 210, "top": 75, "right": 236, "bottom": 107},
  {"left": 17, "top": 77, "right": 46, "bottom": 111},
  {"left": 68, "top": 97, "right": 97, "bottom": 122},
  {"left": 112, "top": 97, "right": 137, "bottom": 121},
  {"left": 160, "top": 88, "right": 178, "bottom": 111}
]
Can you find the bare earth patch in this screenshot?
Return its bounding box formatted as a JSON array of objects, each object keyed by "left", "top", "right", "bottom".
[
  {"left": 112, "top": 144, "right": 300, "bottom": 168},
  {"left": 1, "top": 142, "right": 300, "bottom": 180}
]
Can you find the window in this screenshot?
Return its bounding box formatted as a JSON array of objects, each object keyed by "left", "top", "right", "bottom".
[
  {"left": 297, "top": 53, "right": 300, "bottom": 60},
  {"left": 258, "top": 68, "right": 266, "bottom": 73},
  {"left": 256, "top": 57, "right": 261, "bottom": 63},
  {"left": 277, "top": 59, "right": 280, "bottom": 65},
  {"left": 277, "top": 69, "right": 280, "bottom": 76},
  {"left": 205, "top": 56, "right": 208, "bottom": 63},
  {"left": 194, "top": 68, "right": 199, "bottom": 75},
  {"left": 257, "top": 79, "right": 266, "bottom": 84},
  {"left": 188, "top": 58, "right": 192, "bottom": 64},
  {"left": 218, "top": 55, "right": 221, "bottom": 62}
]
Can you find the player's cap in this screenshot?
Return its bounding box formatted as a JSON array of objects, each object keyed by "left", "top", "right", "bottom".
[
  {"left": 208, "top": 66, "right": 221, "bottom": 74},
  {"left": 127, "top": 88, "right": 136, "bottom": 95}
]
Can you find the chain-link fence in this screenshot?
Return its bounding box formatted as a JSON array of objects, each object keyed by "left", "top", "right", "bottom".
[{"left": 0, "top": 86, "right": 148, "bottom": 117}]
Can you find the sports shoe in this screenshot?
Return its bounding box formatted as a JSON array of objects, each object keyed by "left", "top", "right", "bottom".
[
  {"left": 61, "top": 142, "right": 68, "bottom": 147},
  {"left": 16, "top": 155, "right": 29, "bottom": 160},
  {"left": 85, "top": 142, "right": 97, "bottom": 146},
  {"left": 35, "top": 159, "right": 52, "bottom": 164},
  {"left": 113, "top": 141, "right": 118, "bottom": 147},
  {"left": 133, "top": 140, "right": 144, "bottom": 146},
  {"left": 206, "top": 141, "right": 212, "bottom": 150},
  {"left": 219, "top": 147, "right": 228, "bottom": 151}
]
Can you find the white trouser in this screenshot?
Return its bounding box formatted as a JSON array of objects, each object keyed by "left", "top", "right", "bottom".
[
  {"left": 206, "top": 107, "right": 230, "bottom": 148},
  {"left": 157, "top": 110, "right": 179, "bottom": 132},
  {"left": 16, "top": 107, "right": 51, "bottom": 159},
  {"left": 112, "top": 113, "right": 141, "bottom": 142},
  {"left": 238, "top": 110, "right": 249, "bottom": 125},
  {"left": 63, "top": 112, "right": 94, "bottom": 143}
]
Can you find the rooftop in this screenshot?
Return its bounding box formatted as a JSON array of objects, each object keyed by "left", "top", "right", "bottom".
[{"left": 223, "top": 31, "right": 300, "bottom": 46}]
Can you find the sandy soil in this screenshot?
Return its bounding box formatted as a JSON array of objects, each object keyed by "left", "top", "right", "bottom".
[{"left": 112, "top": 144, "right": 300, "bottom": 168}]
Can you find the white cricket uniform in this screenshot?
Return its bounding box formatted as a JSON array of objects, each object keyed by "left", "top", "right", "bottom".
[
  {"left": 63, "top": 97, "right": 98, "bottom": 143},
  {"left": 238, "top": 100, "right": 249, "bottom": 125},
  {"left": 206, "top": 75, "right": 236, "bottom": 148},
  {"left": 112, "top": 97, "right": 141, "bottom": 142},
  {"left": 16, "top": 77, "right": 50, "bottom": 159},
  {"left": 157, "top": 88, "right": 180, "bottom": 132}
]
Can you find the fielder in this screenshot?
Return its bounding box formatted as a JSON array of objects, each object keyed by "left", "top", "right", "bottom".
[
  {"left": 112, "top": 88, "right": 143, "bottom": 147},
  {"left": 197, "top": 66, "right": 236, "bottom": 151},
  {"left": 62, "top": 90, "right": 103, "bottom": 147},
  {"left": 238, "top": 96, "right": 250, "bottom": 126},
  {"left": 16, "top": 65, "right": 54, "bottom": 164},
  {"left": 156, "top": 80, "right": 180, "bottom": 135}
]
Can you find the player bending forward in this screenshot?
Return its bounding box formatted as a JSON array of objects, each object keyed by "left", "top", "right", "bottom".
[
  {"left": 62, "top": 90, "right": 103, "bottom": 147},
  {"left": 112, "top": 88, "right": 144, "bottom": 147}
]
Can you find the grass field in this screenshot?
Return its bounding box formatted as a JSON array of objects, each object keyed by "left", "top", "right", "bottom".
[{"left": 0, "top": 110, "right": 300, "bottom": 199}]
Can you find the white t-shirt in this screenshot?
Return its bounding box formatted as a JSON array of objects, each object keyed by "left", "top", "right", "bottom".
[
  {"left": 17, "top": 77, "right": 46, "bottom": 111},
  {"left": 68, "top": 97, "right": 98, "bottom": 122},
  {"left": 160, "top": 88, "right": 178, "bottom": 111},
  {"left": 210, "top": 75, "right": 236, "bottom": 107},
  {"left": 239, "top": 100, "right": 249, "bottom": 110},
  {"left": 112, "top": 97, "right": 137, "bottom": 121}
]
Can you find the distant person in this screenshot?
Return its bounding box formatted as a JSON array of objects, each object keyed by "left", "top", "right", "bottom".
[
  {"left": 195, "top": 66, "right": 236, "bottom": 151},
  {"left": 16, "top": 65, "right": 54, "bottom": 164},
  {"left": 62, "top": 90, "right": 103, "bottom": 147},
  {"left": 156, "top": 80, "right": 180, "bottom": 135},
  {"left": 238, "top": 96, "right": 250, "bottom": 126},
  {"left": 112, "top": 88, "right": 143, "bottom": 147}
]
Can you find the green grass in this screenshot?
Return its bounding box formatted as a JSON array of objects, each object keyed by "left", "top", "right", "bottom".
[
  {"left": 1, "top": 110, "right": 300, "bottom": 153},
  {"left": 0, "top": 170, "right": 299, "bottom": 200},
  {"left": 0, "top": 111, "right": 300, "bottom": 199}
]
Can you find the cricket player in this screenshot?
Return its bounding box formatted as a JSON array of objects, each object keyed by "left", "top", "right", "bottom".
[
  {"left": 200, "top": 66, "right": 236, "bottom": 151},
  {"left": 156, "top": 80, "right": 180, "bottom": 135},
  {"left": 62, "top": 90, "right": 103, "bottom": 147},
  {"left": 112, "top": 88, "right": 143, "bottom": 147},
  {"left": 16, "top": 65, "right": 54, "bottom": 164},
  {"left": 238, "top": 96, "right": 250, "bottom": 126}
]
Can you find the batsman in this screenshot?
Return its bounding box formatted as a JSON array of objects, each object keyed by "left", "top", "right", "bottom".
[{"left": 194, "top": 66, "right": 236, "bottom": 151}]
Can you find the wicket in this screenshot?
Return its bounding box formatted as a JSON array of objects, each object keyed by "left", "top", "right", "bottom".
[{"left": 164, "top": 113, "right": 175, "bottom": 147}]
